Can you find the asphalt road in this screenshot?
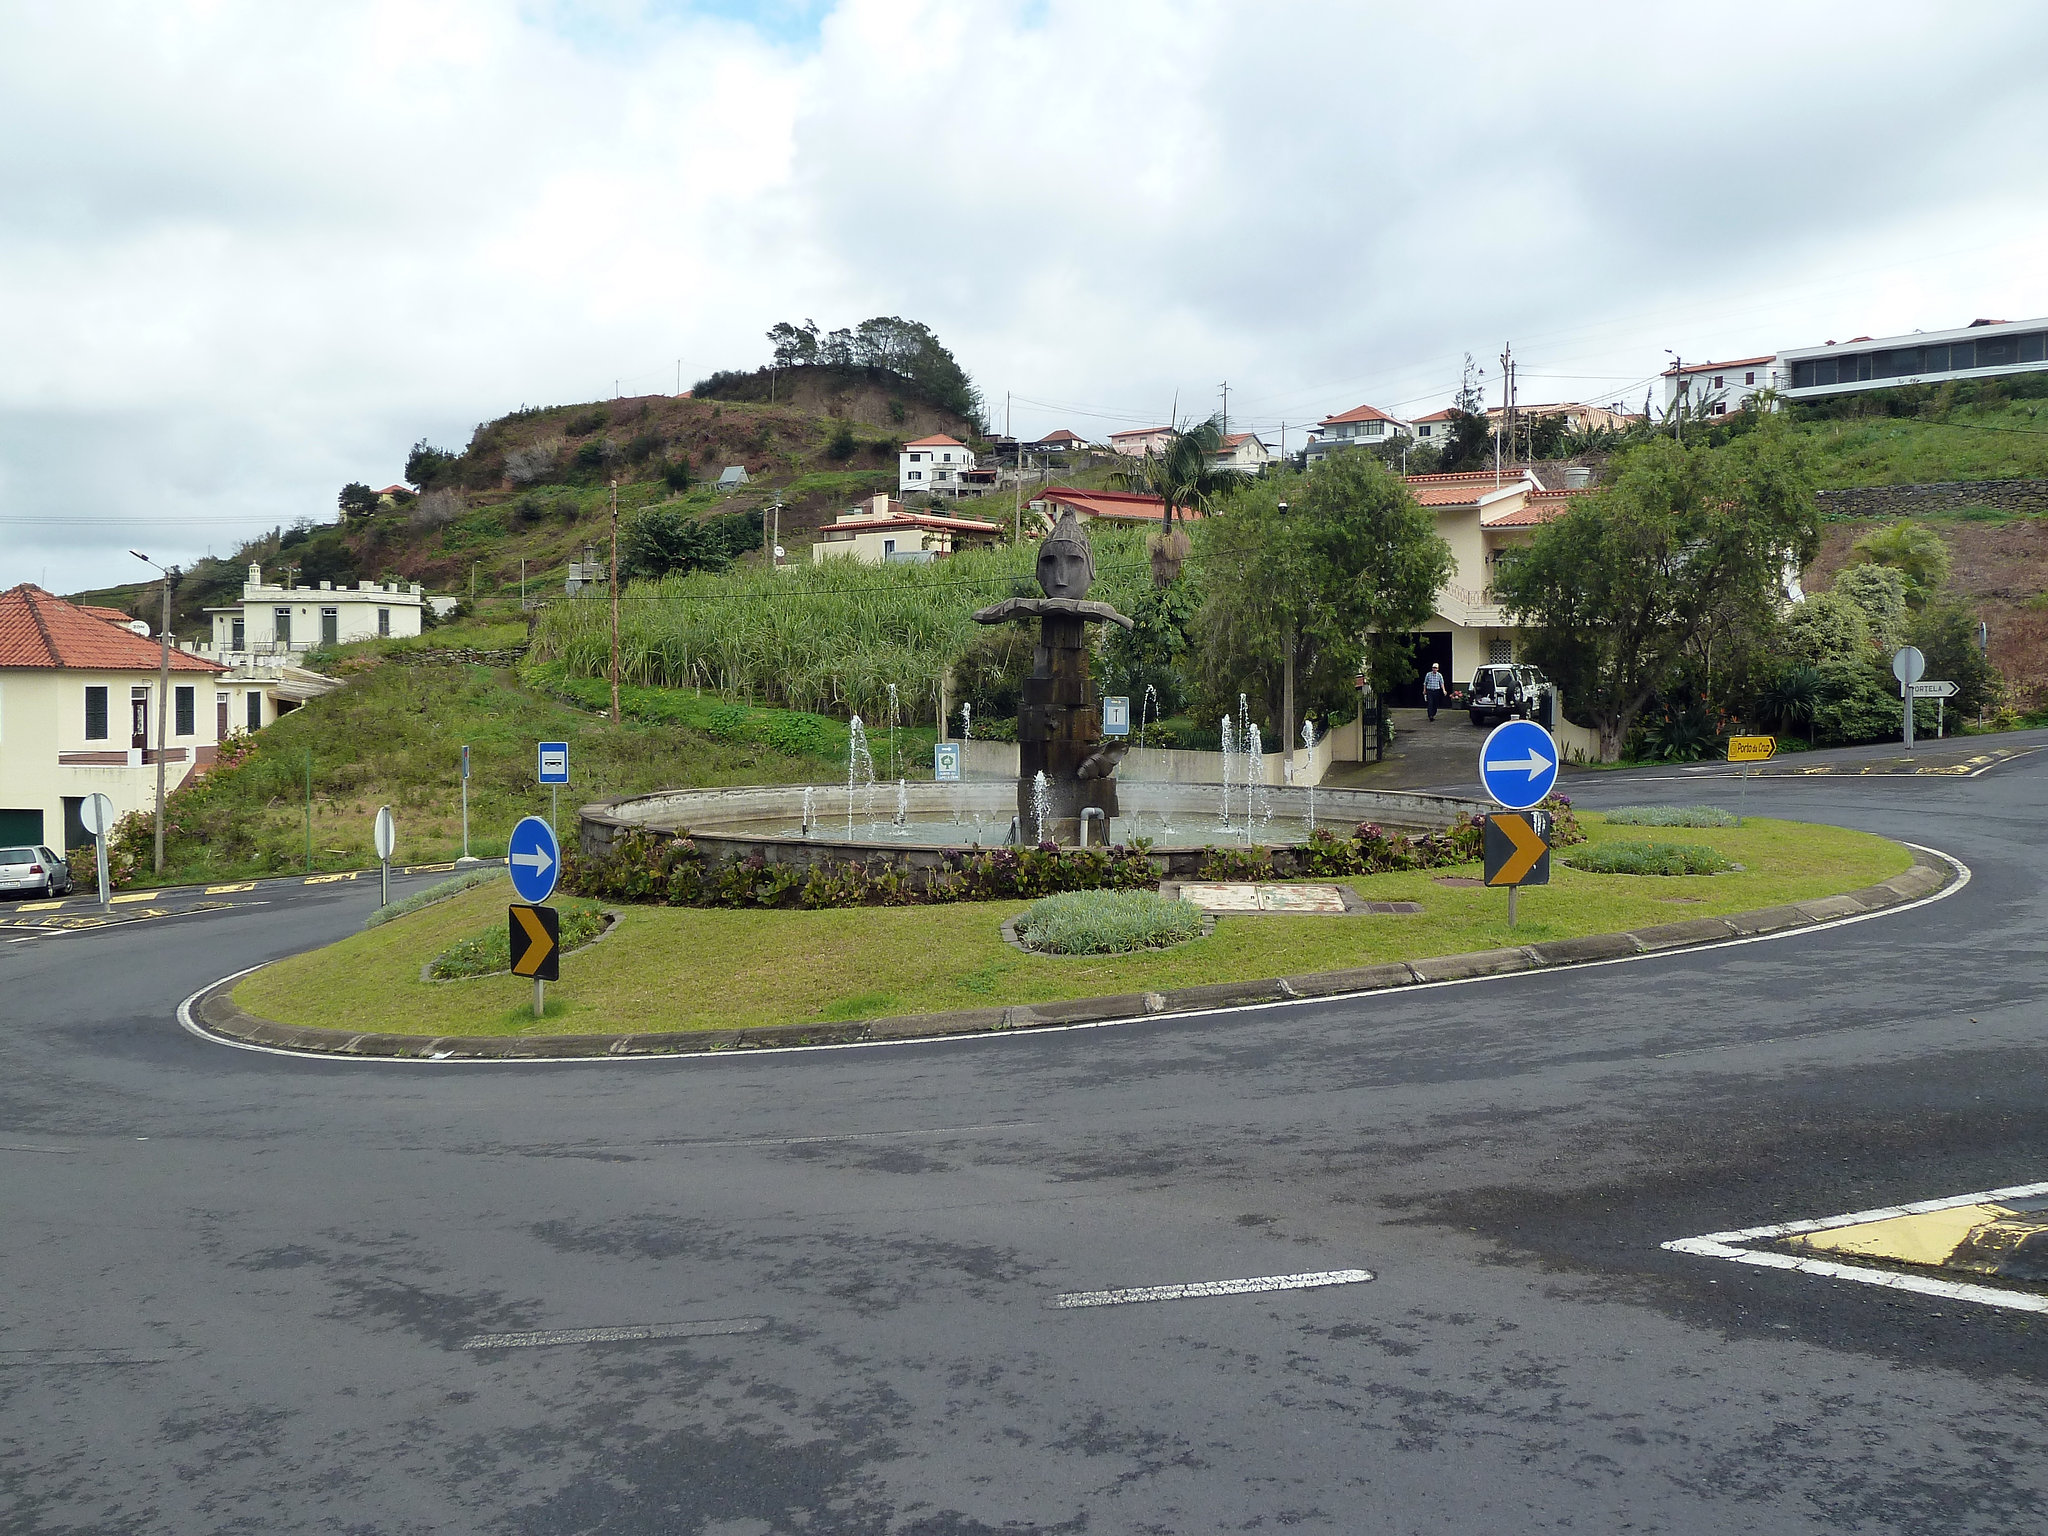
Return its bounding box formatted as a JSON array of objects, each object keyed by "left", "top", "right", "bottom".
[{"left": 4, "top": 748, "right": 2046, "bottom": 1534}]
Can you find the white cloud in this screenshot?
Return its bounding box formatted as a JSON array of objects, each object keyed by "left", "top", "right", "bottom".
[{"left": 3, "top": 0, "right": 2045, "bottom": 591}]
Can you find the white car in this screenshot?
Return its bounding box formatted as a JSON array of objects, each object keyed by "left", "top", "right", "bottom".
[{"left": 0, "top": 845, "right": 74, "bottom": 899}]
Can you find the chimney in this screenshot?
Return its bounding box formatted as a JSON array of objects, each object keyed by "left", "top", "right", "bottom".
[{"left": 248, "top": 563, "right": 262, "bottom": 591}]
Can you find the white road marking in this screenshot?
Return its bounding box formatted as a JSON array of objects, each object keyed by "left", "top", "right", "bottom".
[
  {"left": 174, "top": 845, "right": 1973, "bottom": 1066},
  {"left": 1050, "top": 1268, "right": 1374, "bottom": 1310},
  {"left": 0, "top": 1347, "right": 193, "bottom": 1367},
  {"left": 461, "top": 1317, "right": 769, "bottom": 1350},
  {"left": 1661, "top": 1178, "right": 2048, "bottom": 1316}
]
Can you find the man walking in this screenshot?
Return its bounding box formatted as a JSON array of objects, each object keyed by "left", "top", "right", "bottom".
[{"left": 1423, "top": 662, "right": 1446, "bottom": 722}]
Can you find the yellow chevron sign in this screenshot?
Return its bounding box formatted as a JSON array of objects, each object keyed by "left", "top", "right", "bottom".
[
  {"left": 509, "top": 903, "right": 559, "bottom": 981},
  {"left": 1483, "top": 812, "right": 1549, "bottom": 887}
]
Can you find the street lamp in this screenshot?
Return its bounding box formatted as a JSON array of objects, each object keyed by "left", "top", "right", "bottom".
[{"left": 129, "top": 550, "right": 179, "bottom": 874}]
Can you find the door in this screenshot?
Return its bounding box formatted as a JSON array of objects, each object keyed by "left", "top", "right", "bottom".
[
  {"left": 1387, "top": 633, "right": 1455, "bottom": 708},
  {"left": 217, "top": 693, "right": 230, "bottom": 738},
  {"left": 130, "top": 687, "right": 150, "bottom": 748},
  {"left": 321, "top": 607, "right": 339, "bottom": 647},
  {"left": 274, "top": 608, "right": 292, "bottom": 647}
]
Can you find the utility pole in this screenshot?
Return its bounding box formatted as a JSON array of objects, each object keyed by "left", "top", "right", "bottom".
[
  {"left": 128, "top": 551, "right": 178, "bottom": 873},
  {"left": 1010, "top": 391, "right": 1022, "bottom": 544},
  {"left": 1219, "top": 381, "right": 1229, "bottom": 439},
  {"left": 1665, "top": 351, "right": 1683, "bottom": 444},
  {"left": 676, "top": 358, "right": 681, "bottom": 395},
  {"left": 608, "top": 477, "right": 621, "bottom": 724}
]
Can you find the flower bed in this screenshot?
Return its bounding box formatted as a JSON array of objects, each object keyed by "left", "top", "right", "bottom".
[{"left": 1014, "top": 890, "right": 1206, "bottom": 955}]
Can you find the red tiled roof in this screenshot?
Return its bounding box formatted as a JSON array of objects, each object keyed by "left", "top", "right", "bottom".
[
  {"left": 375, "top": 484, "right": 408, "bottom": 496},
  {"left": 1031, "top": 429, "right": 1085, "bottom": 444},
  {"left": 0, "top": 585, "right": 221, "bottom": 672},
  {"left": 78, "top": 604, "right": 134, "bottom": 625},
  {"left": 1409, "top": 408, "right": 1460, "bottom": 423},
  {"left": 823, "top": 512, "right": 1004, "bottom": 536},
  {"left": 1216, "top": 432, "right": 1265, "bottom": 450},
  {"left": 904, "top": 435, "right": 967, "bottom": 449},
  {"left": 1660, "top": 354, "right": 1775, "bottom": 377},
  {"left": 1038, "top": 488, "right": 1207, "bottom": 522},
  {"left": 1107, "top": 426, "right": 1173, "bottom": 440},
  {"left": 1318, "top": 402, "right": 1400, "bottom": 427},
  {"left": 1403, "top": 471, "right": 1541, "bottom": 508},
  {"left": 1484, "top": 487, "right": 1596, "bottom": 526}
]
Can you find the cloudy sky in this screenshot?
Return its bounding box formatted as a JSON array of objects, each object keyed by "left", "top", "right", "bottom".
[{"left": 5, "top": 0, "right": 2046, "bottom": 594}]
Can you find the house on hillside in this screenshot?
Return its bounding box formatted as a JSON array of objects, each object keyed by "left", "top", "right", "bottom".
[
  {"left": 0, "top": 585, "right": 279, "bottom": 852},
  {"left": 1027, "top": 428, "right": 1088, "bottom": 454},
  {"left": 1304, "top": 404, "right": 1410, "bottom": 463},
  {"left": 811, "top": 495, "right": 1004, "bottom": 565},
  {"left": 899, "top": 435, "right": 979, "bottom": 498},
  {"left": 717, "top": 465, "right": 751, "bottom": 490},
  {"left": 1107, "top": 426, "right": 1176, "bottom": 459},
  {"left": 1661, "top": 356, "right": 1780, "bottom": 415},
  {"left": 1781, "top": 316, "right": 2048, "bottom": 403},
  {"left": 1483, "top": 402, "right": 1634, "bottom": 436},
  {"left": 195, "top": 564, "right": 428, "bottom": 660},
  {"left": 1409, "top": 408, "right": 1459, "bottom": 444},
  {"left": 1213, "top": 432, "right": 1272, "bottom": 473},
  {"left": 1029, "top": 488, "right": 1201, "bottom": 528}
]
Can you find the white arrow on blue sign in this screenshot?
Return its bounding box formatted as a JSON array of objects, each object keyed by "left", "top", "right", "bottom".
[
  {"left": 507, "top": 815, "right": 561, "bottom": 904},
  {"left": 1478, "top": 718, "right": 1559, "bottom": 811}
]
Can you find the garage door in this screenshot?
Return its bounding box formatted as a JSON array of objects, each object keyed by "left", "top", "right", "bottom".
[{"left": 0, "top": 809, "right": 45, "bottom": 845}]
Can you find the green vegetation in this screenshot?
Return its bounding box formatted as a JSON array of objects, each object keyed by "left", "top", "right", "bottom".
[
  {"left": 1565, "top": 840, "right": 1737, "bottom": 876},
  {"left": 1601, "top": 805, "right": 1739, "bottom": 828},
  {"left": 1797, "top": 388, "right": 2048, "bottom": 489},
  {"left": 233, "top": 815, "right": 1912, "bottom": 1038},
  {"left": 427, "top": 898, "right": 610, "bottom": 979},
  {"left": 366, "top": 866, "right": 507, "bottom": 928},
  {"left": 1015, "top": 889, "right": 1206, "bottom": 955}
]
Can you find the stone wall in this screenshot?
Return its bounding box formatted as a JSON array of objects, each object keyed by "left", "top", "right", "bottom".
[{"left": 1816, "top": 479, "right": 2048, "bottom": 520}]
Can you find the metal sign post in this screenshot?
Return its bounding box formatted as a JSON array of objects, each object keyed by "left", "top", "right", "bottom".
[
  {"left": 507, "top": 815, "right": 564, "bottom": 1019},
  {"left": 1893, "top": 647, "right": 1925, "bottom": 753},
  {"left": 458, "top": 744, "right": 475, "bottom": 863},
  {"left": 374, "top": 805, "right": 396, "bottom": 907},
  {"left": 1726, "top": 735, "right": 1775, "bottom": 824},
  {"left": 1477, "top": 722, "right": 1558, "bottom": 929},
  {"left": 81, "top": 792, "right": 115, "bottom": 908}
]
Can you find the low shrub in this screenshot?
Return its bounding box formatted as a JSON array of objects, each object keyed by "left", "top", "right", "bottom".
[
  {"left": 1015, "top": 889, "right": 1205, "bottom": 955},
  {"left": 563, "top": 830, "right": 1157, "bottom": 910},
  {"left": 427, "top": 899, "right": 611, "bottom": 979},
  {"left": 1601, "top": 805, "right": 1739, "bottom": 828},
  {"left": 1292, "top": 814, "right": 1491, "bottom": 877},
  {"left": 1565, "top": 841, "right": 1735, "bottom": 876},
  {"left": 366, "top": 866, "right": 506, "bottom": 928}
]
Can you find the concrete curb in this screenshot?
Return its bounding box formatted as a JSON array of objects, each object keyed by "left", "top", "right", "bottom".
[{"left": 185, "top": 849, "right": 1958, "bottom": 1062}]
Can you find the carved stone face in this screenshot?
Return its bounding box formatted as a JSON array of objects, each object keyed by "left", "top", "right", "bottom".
[{"left": 1035, "top": 510, "right": 1095, "bottom": 599}]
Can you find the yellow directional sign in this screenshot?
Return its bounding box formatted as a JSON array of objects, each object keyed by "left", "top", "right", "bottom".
[
  {"left": 1727, "top": 735, "right": 1776, "bottom": 763},
  {"left": 1483, "top": 811, "right": 1550, "bottom": 887},
  {"left": 509, "top": 903, "right": 559, "bottom": 981}
]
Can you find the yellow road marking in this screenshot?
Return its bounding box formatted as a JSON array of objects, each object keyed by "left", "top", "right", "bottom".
[
  {"left": 109, "top": 892, "right": 157, "bottom": 904},
  {"left": 304, "top": 872, "right": 358, "bottom": 884},
  {"left": 206, "top": 882, "right": 257, "bottom": 894},
  {"left": 17, "top": 900, "right": 67, "bottom": 911}
]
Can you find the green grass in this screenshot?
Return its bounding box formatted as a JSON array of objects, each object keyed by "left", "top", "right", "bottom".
[
  {"left": 1563, "top": 840, "right": 1737, "bottom": 875},
  {"left": 1602, "top": 805, "right": 1740, "bottom": 828},
  {"left": 427, "top": 897, "right": 610, "bottom": 978},
  {"left": 1015, "top": 889, "right": 1205, "bottom": 954},
  {"left": 234, "top": 814, "right": 1913, "bottom": 1038},
  {"left": 1799, "top": 397, "right": 2048, "bottom": 490}
]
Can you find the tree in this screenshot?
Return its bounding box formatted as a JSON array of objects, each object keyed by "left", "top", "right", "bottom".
[
  {"left": 1831, "top": 563, "right": 1910, "bottom": 654},
  {"left": 405, "top": 439, "right": 459, "bottom": 490},
  {"left": 1907, "top": 601, "right": 2000, "bottom": 720},
  {"left": 1191, "top": 459, "right": 1452, "bottom": 751},
  {"left": 1852, "top": 520, "right": 1951, "bottom": 607},
  {"left": 1492, "top": 417, "right": 1820, "bottom": 761},
  {"left": 621, "top": 506, "right": 764, "bottom": 580},
  {"left": 337, "top": 481, "right": 380, "bottom": 518},
  {"left": 1107, "top": 414, "right": 1240, "bottom": 584},
  {"left": 762, "top": 314, "right": 983, "bottom": 425}
]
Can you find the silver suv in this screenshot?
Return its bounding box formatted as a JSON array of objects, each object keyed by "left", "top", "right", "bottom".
[
  {"left": 0, "top": 845, "right": 74, "bottom": 899},
  {"left": 1467, "top": 664, "right": 1547, "bottom": 728}
]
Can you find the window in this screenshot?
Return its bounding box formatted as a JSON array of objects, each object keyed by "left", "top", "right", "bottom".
[
  {"left": 1950, "top": 340, "right": 1975, "bottom": 371},
  {"left": 1713, "top": 375, "right": 1725, "bottom": 389},
  {"left": 247, "top": 691, "right": 262, "bottom": 731},
  {"left": 274, "top": 607, "right": 292, "bottom": 645},
  {"left": 1978, "top": 335, "right": 2018, "bottom": 370},
  {"left": 85, "top": 686, "right": 108, "bottom": 740},
  {"left": 377, "top": 608, "right": 390, "bottom": 637},
  {"left": 908, "top": 470, "right": 922, "bottom": 481},
  {"left": 231, "top": 616, "right": 245, "bottom": 649},
  {"left": 942, "top": 452, "right": 953, "bottom": 462},
  {"left": 1365, "top": 420, "right": 1384, "bottom": 437},
  {"left": 1745, "top": 371, "right": 1755, "bottom": 385},
  {"left": 883, "top": 539, "right": 896, "bottom": 554},
  {"left": 1418, "top": 423, "right": 1433, "bottom": 437},
  {"left": 175, "top": 685, "right": 194, "bottom": 736},
  {"left": 1489, "top": 639, "right": 1514, "bottom": 664},
  {"left": 2021, "top": 333, "right": 2046, "bottom": 364},
  {"left": 1713, "top": 402, "right": 1727, "bottom": 416},
  {"left": 321, "top": 607, "right": 338, "bottom": 647},
  {"left": 130, "top": 686, "right": 150, "bottom": 749},
  {"left": 217, "top": 693, "right": 229, "bottom": 738}
]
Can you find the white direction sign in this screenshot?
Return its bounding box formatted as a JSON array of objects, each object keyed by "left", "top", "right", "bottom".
[
  {"left": 1910, "top": 680, "right": 1958, "bottom": 698},
  {"left": 1892, "top": 646, "right": 1926, "bottom": 686},
  {"left": 80, "top": 792, "right": 116, "bottom": 838},
  {"left": 374, "top": 805, "right": 396, "bottom": 860},
  {"left": 1478, "top": 718, "right": 1558, "bottom": 811},
  {"left": 507, "top": 815, "right": 561, "bottom": 904}
]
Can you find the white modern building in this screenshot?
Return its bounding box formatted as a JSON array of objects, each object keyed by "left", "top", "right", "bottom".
[
  {"left": 1661, "top": 355, "right": 1780, "bottom": 415},
  {"left": 1106, "top": 426, "right": 1176, "bottom": 458},
  {"left": 197, "top": 564, "right": 427, "bottom": 662},
  {"left": 899, "top": 435, "right": 979, "bottom": 497},
  {"left": 1781, "top": 316, "right": 2048, "bottom": 401},
  {"left": 1304, "top": 403, "right": 1411, "bottom": 462}
]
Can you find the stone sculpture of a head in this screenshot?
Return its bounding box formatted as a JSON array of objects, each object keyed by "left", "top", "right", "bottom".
[{"left": 1035, "top": 509, "right": 1095, "bottom": 600}]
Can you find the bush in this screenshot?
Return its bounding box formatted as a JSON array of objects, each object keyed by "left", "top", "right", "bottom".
[
  {"left": 504, "top": 443, "right": 559, "bottom": 485},
  {"left": 410, "top": 488, "right": 463, "bottom": 529},
  {"left": 566, "top": 407, "right": 609, "bottom": 435},
  {"left": 366, "top": 866, "right": 506, "bottom": 928},
  {"left": 427, "top": 900, "right": 610, "bottom": 979},
  {"left": 1601, "top": 805, "right": 1739, "bottom": 828},
  {"left": 1565, "top": 840, "right": 1735, "bottom": 876},
  {"left": 1014, "top": 889, "right": 1205, "bottom": 955},
  {"left": 764, "top": 714, "right": 833, "bottom": 757},
  {"left": 661, "top": 458, "right": 693, "bottom": 492}
]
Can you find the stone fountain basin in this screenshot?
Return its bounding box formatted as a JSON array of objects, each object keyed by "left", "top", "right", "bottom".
[{"left": 580, "top": 781, "right": 1483, "bottom": 881}]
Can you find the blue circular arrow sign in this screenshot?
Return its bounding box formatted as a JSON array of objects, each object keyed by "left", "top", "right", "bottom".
[
  {"left": 507, "top": 815, "right": 561, "bottom": 905},
  {"left": 1478, "top": 719, "right": 1559, "bottom": 810}
]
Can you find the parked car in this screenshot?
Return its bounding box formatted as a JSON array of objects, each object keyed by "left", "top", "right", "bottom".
[
  {"left": 0, "top": 845, "right": 73, "bottom": 899},
  {"left": 1467, "top": 664, "right": 1549, "bottom": 728}
]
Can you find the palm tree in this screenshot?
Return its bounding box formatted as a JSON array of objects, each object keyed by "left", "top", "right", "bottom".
[{"left": 1108, "top": 414, "right": 1241, "bottom": 584}]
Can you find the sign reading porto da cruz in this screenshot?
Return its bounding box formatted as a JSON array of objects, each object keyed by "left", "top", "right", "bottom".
[{"left": 1727, "top": 735, "right": 1776, "bottom": 763}]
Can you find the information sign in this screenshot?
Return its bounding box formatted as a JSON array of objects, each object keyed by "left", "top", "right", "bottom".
[
  {"left": 1727, "top": 735, "right": 1776, "bottom": 763},
  {"left": 933, "top": 741, "right": 962, "bottom": 782},
  {"left": 538, "top": 742, "right": 569, "bottom": 784},
  {"left": 1477, "top": 719, "right": 1558, "bottom": 810},
  {"left": 507, "top": 815, "right": 561, "bottom": 905},
  {"left": 1909, "top": 680, "right": 1957, "bottom": 699},
  {"left": 1102, "top": 696, "right": 1130, "bottom": 737}
]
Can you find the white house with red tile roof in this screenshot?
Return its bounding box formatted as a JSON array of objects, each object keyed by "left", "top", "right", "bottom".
[
  {"left": 1026, "top": 428, "right": 1089, "bottom": 454},
  {"left": 899, "top": 434, "right": 978, "bottom": 497},
  {"left": 1660, "top": 354, "right": 1780, "bottom": 415},
  {"left": 1212, "top": 432, "right": 1273, "bottom": 473},
  {"left": 1106, "top": 426, "right": 1176, "bottom": 459},
  {"left": 812, "top": 495, "right": 1005, "bottom": 565},
  {"left": 1029, "top": 488, "right": 1206, "bottom": 528},
  {"left": 1304, "top": 403, "right": 1410, "bottom": 462},
  {"left": 0, "top": 584, "right": 282, "bottom": 851},
  {"left": 1408, "top": 407, "right": 1461, "bottom": 446}
]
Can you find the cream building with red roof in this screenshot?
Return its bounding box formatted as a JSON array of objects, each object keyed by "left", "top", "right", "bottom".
[
  {"left": 0, "top": 585, "right": 273, "bottom": 851},
  {"left": 812, "top": 495, "right": 1005, "bottom": 565},
  {"left": 1304, "top": 403, "right": 1411, "bottom": 462}
]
